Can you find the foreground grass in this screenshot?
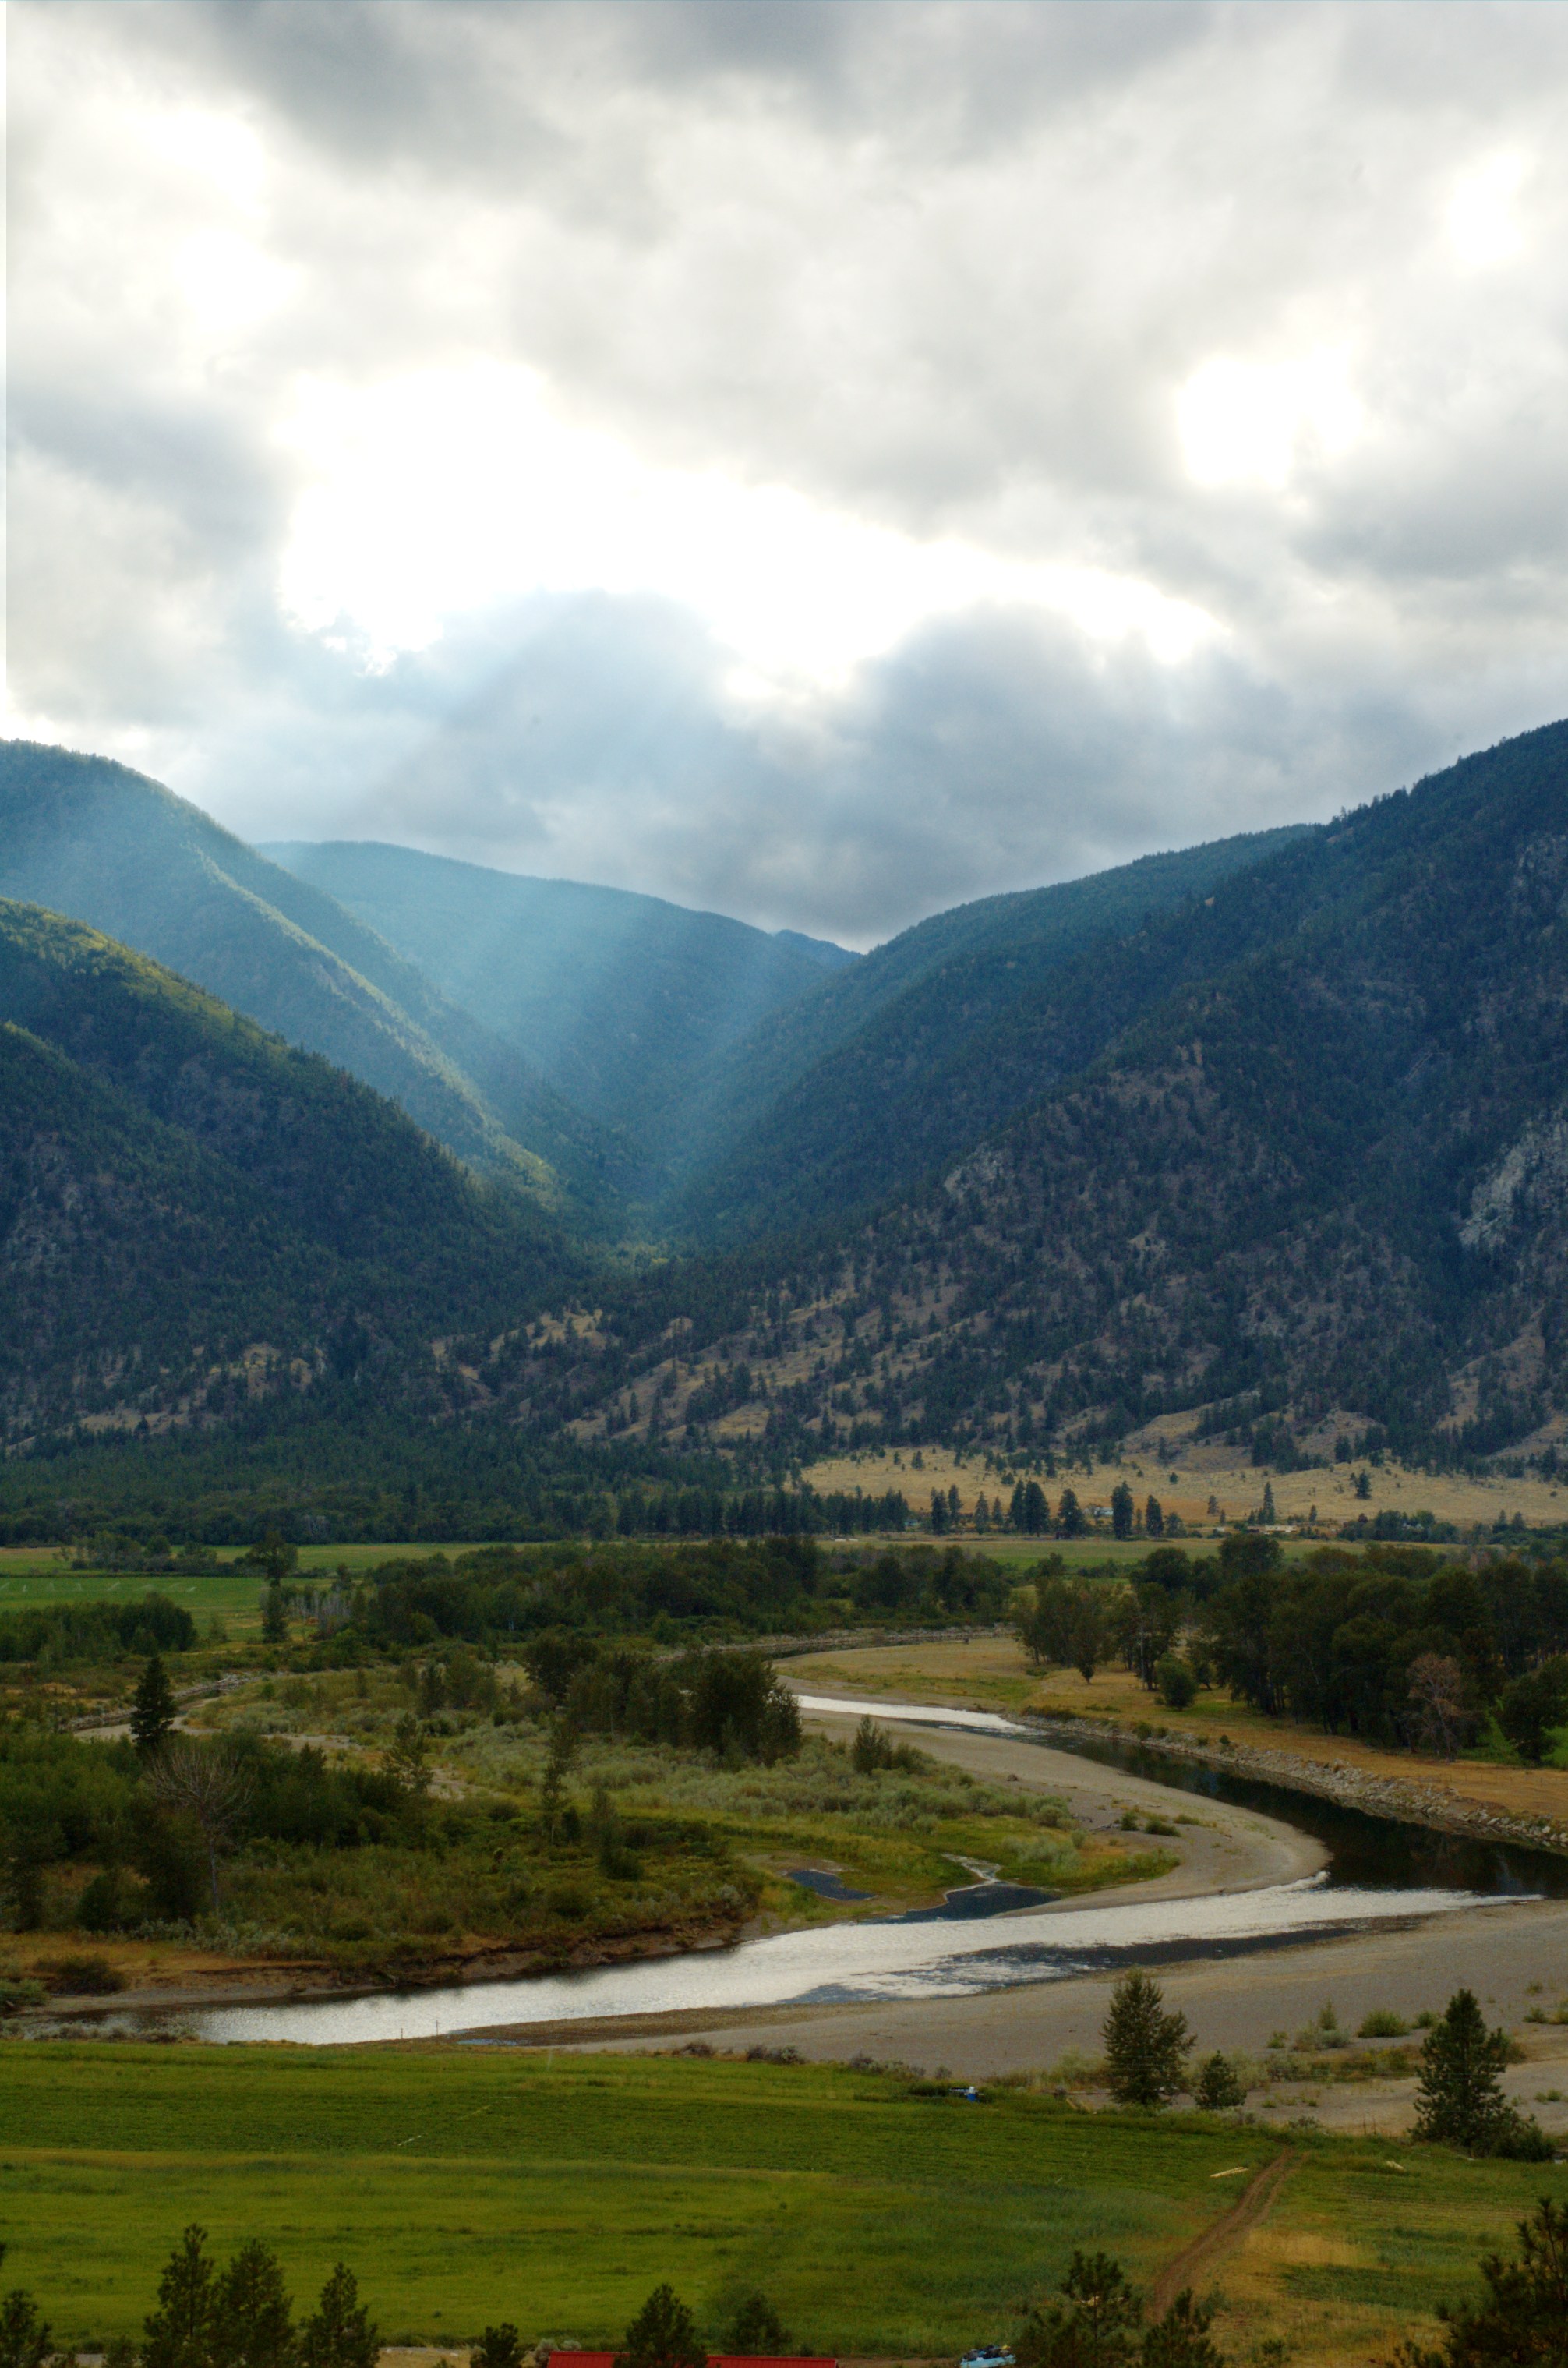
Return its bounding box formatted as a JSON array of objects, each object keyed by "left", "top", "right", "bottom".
[{"left": 0, "top": 2045, "right": 1555, "bottom": 2363}]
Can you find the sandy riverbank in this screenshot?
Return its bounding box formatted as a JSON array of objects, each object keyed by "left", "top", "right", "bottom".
[{"left": 540, "top": 1690, "right": 1568, "bottom": 2133}]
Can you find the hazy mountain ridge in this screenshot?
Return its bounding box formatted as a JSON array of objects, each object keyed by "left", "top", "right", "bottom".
[
  {"left": 663, "top": 823, "right": 1315, "bottom": 1240},
  {"left": 262, "top": 837, "right": 851, "bottom": 1165},
  {"left": 0, "top": 900, "right": 580, "bottom": 1445},
  {"left": 0, "top": 742, "right": 632, "bottom": 1221},
  {"left": 491, "top": 723, "right": 1568, "bottom": 1468}
]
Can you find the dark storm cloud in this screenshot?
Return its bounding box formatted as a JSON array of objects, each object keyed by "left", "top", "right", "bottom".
[{"left": 9, "top": 1, "right": 1568, "bottom": 942}]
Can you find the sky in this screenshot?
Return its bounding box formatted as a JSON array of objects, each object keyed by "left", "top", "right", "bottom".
[{"left": 8, "top": 0, "right": 1568, "bottom": 946}]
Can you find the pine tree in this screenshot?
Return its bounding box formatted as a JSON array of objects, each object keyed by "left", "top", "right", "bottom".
[
  {"left": 0, "top": 2288, "right": 53, "bottom": 2368},
  {"left": 1056, "top": 1486, "right": 1086, "bottom": 1538},
  {"left": 211, "top": 2240, "right": 295, "bottom": 2368},
  {"left": 132, "top": 1652, "right": 178, "bottom": 1758},
  {"left": 298, "top": 2267, "right": 377, "bottom": 2368},
  {"left": 1145, "top": 1495, "right": 1164, "bottom": 1538},
  {"left": 1395, "top": 2196, "right": 1568, "bottom": 2367},
  {"left": 615, "top": 2286, "right": 705, "bottom": 2368},
  {"left": 143, "top": 2226, "right": 216, "bottom": 2368},
  {"left": 724, "top": 2293, "right": 791, "bottom": 2353},
  {"left": 1193, "top": 2052, "right": 1245, "bottom": 2111},
  {"left": 471, "top": 2330, "right": 524, "bottom": 2368},
  {"left": 1111, "top": 1483, "right": 1135, "bottom": 1539},
  {"left": 1412, "top": 1988, "right": 1512, "bottom": 2151},
  {"left": 1260, "top": 1481, "right": 1277, "bottom": 1523},
  {"left": 1102, "top": 1969, "right": 1193, "bottom": 2108}
]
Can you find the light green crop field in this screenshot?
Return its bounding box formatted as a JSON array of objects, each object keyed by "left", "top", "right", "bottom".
[
  {"left": 0, "top": 1545, "right": 502, "bottom": 1628},
  {"left": 0, "top": 2045, "right": 1546, "bottom": 2362}
]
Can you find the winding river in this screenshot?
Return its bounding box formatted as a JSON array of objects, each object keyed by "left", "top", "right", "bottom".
[{"left": 157, "top": 1691, "right": 1563, "bottom": 2048}]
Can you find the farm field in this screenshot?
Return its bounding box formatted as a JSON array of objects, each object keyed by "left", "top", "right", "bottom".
[
  {"left": 800, "top": 1442, "right": 1567, "bottom": 1536},
  {"left": 0, "top": 2043, "right": 1549, "bottom": 2365},
  {"left": 0, "top": 1544, "right": 503, "bottom": 1628}
]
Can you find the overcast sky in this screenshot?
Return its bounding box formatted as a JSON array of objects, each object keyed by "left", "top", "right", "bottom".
[{"left": 9, "top": 1, "right": 1568, "bottom": 945}]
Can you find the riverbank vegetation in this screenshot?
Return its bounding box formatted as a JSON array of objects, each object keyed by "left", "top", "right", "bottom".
[
  {"left": 1006, "top": 1535, "right": 1568, "bottom": 1769},
  {"left": 0, "top": 2042, "right": 1559, "bottom": 2366},
  {"left": 0, "top": 1626, "right": 1160, "bottom": 1979}
]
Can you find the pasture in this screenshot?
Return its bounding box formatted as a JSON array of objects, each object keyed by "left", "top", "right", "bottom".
[{"left": 0, "top": 2043, "right": 1547, "bottom": 2363}]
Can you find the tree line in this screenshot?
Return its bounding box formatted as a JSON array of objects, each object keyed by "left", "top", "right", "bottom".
[{"left": 1016, "top": 1536, "right": 1568, "bottom": 1758}]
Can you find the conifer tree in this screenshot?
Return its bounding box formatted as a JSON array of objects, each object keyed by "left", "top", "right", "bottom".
[
  {"left": 471, "top": 2330, "right": 524, "bottom": 2368},
  {"left": 298, "top": 2267, "right": 377, "bottom": 2368},
  {"left": 212, "top": 2240, "right": 295, "bottom": 2368},
  {"left": 1111, "top": 1483, "right": 1135, "bottom": 1539},
  {"left": 143, "top": 2226, "right": 216, "bottom": 2368},
  {"left": 725, "top": 2294, "right": 791, "bottom": 2353},
  {"left": 0, "top": 2281, "right": 52, "bottom": 2368},
  {"left": 615, "top": 2286, "right": 705, "bottom": 2368},
  {"left": 1145, "top": 1495, "right": 1164, "bottom": 1538},
  {"left": 132, "top": 1652, "right": 178, "bottom": 1758},
  {"left": 1395, "top": 2196, "right": 1568, "bottom": 2366},
  {"left": 1102, "top": 1970, "right": 1193, "bottom": 2108},
  {"left": 1412, "top": 1988, "right": 1512, "bottom": 2150}
]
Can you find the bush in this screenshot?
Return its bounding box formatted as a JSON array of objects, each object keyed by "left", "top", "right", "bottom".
[
  {"left": 1358, "top": 2008, "right": 1411, "bottom": 2038},
  {"left": 1153, "top": 1656, "right": 1197, "bottom": 1711},
  {"left": 38, "top": 1953, "right": 125, "bottom": 1995},
  {"left": 1193, "top": 2052, "right": 1246, "bottom": 2111}
]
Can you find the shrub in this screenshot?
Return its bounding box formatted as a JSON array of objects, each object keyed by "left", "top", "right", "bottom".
[
  {"left": 1193, "top": 2052, "right": 1246, "bottom": 2111},
  {"left": 38, "top": 1953, "right": 125, "bottom": 1995},
  {"left": 1153, "top": 1656, "right": 1197, "bottom": 1711},
  {"left": 1358, "top": 2008, "right": 1411, "bottom": 2038}
]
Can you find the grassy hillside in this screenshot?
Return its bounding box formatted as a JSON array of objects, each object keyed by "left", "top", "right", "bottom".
[
  {"left": 0, "top": 901, "right": 577, "bottom": 1444},
  {"left": 497, "top": 721, "right": 1568, "bottom": 1466},
  {"left": 668, "top": 824, "right": 1312, "bottom": 1240},
  {"left": 0, "top": 742, "right": 631, "bottom": 1219},
  {"left": 263, "top": 839, "right": 847, "bottom": 1164},
  {"left": 0, "top": 2045, "right": 1546, "bottom": 2364}
]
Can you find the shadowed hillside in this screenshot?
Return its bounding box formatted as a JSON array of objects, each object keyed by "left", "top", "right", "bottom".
[
  {"left": 489, "top": 722, "right": 1568, "bottom": 1469},
  {"left": 0, "top": 741, "right": 632, "bottom": 1222},
  {"left": 263, "top": 837, "right": 852, "bottom": 1164},
  {"left": 0, "top": 900, "right": 579, "bottom": 1444}
]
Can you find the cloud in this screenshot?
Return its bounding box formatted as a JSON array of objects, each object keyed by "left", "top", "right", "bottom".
[{"left": 8, "top": 0, "right": 1568, "bottom": 944}]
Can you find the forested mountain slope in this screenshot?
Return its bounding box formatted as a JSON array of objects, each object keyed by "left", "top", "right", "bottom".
[
  {"left": 263, "top": 837, "right": 851, "bottom": 1159},
  {"left": 0, "top": 743, "right": 630, "bottom": 1220},
  {"left": 496, "top": 722, "right": 1568, "bottom": 1468},
  {"left": 666, "top": 823, "right": 1312, "bottom": 1240},
  {"left": 0, "top": 902, "right": 579, "bottom": 1445}
]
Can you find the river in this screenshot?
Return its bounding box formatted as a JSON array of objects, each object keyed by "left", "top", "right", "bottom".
[{"left": 156, "top": 1691, "right": 1552, "bottom": 2047}]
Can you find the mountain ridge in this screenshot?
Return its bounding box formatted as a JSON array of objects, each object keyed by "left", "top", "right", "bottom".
[{"left": 0, "top": 740, "right": 633, "bottom": 1221}]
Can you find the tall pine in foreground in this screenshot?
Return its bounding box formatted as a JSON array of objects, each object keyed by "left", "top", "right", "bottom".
[{"left": 1102, "top": 1969, "right": 1193, "bottom": 2109}]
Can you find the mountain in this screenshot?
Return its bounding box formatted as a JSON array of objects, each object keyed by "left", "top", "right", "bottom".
[
  {"left": 493, "top": 721, "right": 1568, "bottom": 1469},
  {"left": 665, "top": 822, "right": 1313, "bottom": 1241},
  {"left": 0, "top": 741, "right": 632, "bottom": 1221},
  {"left": 260, "top": 838, "right": 853, "bottom": 1161},
  {"left": 0, "top": 899, "right": 577, "bottom": 1446}
]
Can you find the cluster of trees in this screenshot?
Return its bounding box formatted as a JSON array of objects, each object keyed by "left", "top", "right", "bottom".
[
  {"left": 0, "top": 1593, "right": 196, "bottom": 1667},
  {"left": 349, "top": 1538, "right": 1011, "bottom": 1655},
  {"left": 1015, "top": 1536, "right": 1568, "bottom": 1758},
  {"left": 0, "top": 2224, "right": 413, "bottom": 2368},
  {"left": 1200, "top": 1543, "right": 1568, "bottom": 1758},
  {"left": 1097, "top": 1967, "right": 1552, "bottom": 2159},
  {"left": 524, "top": 1642, "right": 802, "bottom": 1767},
  {"left": 1005, "top": 1481, "right": 1174, "bottom": 1541},
  {"left": 0, "top": 1686, "right": 411, "bottom": 1935}
]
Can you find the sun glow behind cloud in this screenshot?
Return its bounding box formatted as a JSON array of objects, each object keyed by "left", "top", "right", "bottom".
[
  {"left": 1178, "top": 345, "right": 1362, "bottom": 491},
  {"left": 277, "top": 365, "right": 1218, "bottom": 696},
  {"left": 1448, "top": 154, "right": 1528, "bottom": 267}
]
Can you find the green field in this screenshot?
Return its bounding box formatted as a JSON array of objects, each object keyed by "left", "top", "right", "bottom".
[
  {"left": 0, "top": 1544, "right": 502, "bottom": 1629},
  {"left": 0, "top": 2045, "right": 1549, "bottom": 2362}
]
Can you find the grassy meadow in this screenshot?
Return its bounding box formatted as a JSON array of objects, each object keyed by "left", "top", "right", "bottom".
[{"left": 0, "top": 2042, "right": 1552, "bottom": 2365}]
